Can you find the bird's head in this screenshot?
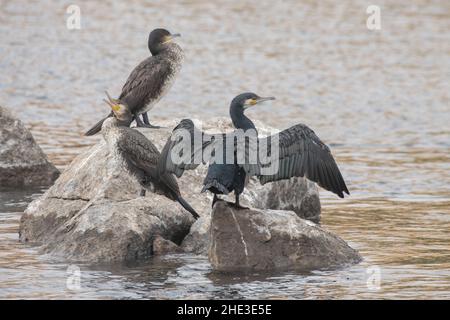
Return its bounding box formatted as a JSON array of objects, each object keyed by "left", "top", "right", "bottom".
[
  {"left": 103, "top": 91, "right": 133, "bottom": 123},
  {"left": 148, "top": 28, "right": 181, "bottom": 55},
  {"left": 231, "top": 92, "right": 276, "bottom": 111}
]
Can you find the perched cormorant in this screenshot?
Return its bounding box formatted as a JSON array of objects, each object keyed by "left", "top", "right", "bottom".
[
  {"left": 101, "top": 92, "right": 199, "bottom": 219},
  {"left": 159, "top": 93, "right": 349, "bottom": 208},
  {"left": 85, "top": 28, "right": 183, "bottom": 136}
]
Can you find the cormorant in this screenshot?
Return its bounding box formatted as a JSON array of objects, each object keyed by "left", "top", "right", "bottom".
[
  {"left": 101, "top": 92, "right": 199, "bottom": 219},
  {"left": 159, "top": 93, "right": 349, "bottom": 208},
  {"left": 85, "top": 28, "right": 183, "bottom": 136}
]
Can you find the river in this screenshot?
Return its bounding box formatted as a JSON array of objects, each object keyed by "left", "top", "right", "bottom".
[{"left": 0, "top": 0, "right": 449, "bottom": 299}]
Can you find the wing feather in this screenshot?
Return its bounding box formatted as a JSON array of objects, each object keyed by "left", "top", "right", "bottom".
[
  {"left": 116, "top": 128, "right": 160, "bottom": 173},
  {"left": 119, "top": 56, "right": 170, "bottom": 111},
  {"left": 158, "top": 119, "right": 230, "bottom": 178},
  {"left": 160, "top": 120, "right": 349, "bottom": 198},
  {"left": 250, "top": 124, "right": 349, "bottom": 198}
]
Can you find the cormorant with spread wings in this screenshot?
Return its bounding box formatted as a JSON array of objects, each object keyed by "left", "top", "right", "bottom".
[{"left": 159, "top": 92, "right": 349, "bottom": 209}]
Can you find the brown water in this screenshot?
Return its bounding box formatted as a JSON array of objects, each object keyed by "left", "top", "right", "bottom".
[{"left": 0, "top": 0, "right": 449, "bottom": 299}]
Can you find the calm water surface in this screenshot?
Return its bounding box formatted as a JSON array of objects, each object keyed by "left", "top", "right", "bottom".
[{"left": 0, "top": 0, "right": 449, "bottom": 299}]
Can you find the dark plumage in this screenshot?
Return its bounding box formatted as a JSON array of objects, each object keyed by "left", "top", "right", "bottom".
[
  {"left": 85, "top": 28, "right": 183, "bottom": 136},
  {"left": 101, "top": 93, "right": 199, "bottom": 219},
  {"left": 159, "top": 93, "right": 349, "bottom": 208}
]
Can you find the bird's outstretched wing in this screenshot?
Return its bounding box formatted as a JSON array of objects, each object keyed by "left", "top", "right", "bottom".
[
  {"left": 247, "top": 124, "right": 349, "bottom": 198},
  {"left": 119, "top": 56, "right": 170, "bottom": 110},
  {"left": 158, "top": 119, "right": 231, "bottom": 178},
  {"left": 159, "top": 120, "right": 349, "bottom": 198}
]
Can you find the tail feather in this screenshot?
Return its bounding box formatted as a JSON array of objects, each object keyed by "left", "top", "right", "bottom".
[
  {"left": 84, "top": 112, "right": 113, "bottom": 136},
  {"left": 201, "top": 180, "right": 230, "bottom": 195},
  {"left": 176, "top": 194, "right": 200, "bottom": 220}
]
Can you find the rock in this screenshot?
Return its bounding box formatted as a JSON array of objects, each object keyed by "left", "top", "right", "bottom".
[
  {"left": 153, "top": 235, "right": 183, "bottom": 255},
  {"left": 0, "top": 106, "right": 59, "bottom": 187},
  {"left": 209, "top": 201, "right": 361, "bottom": 272},
  {"left": 21, "top": 196, "right": 191, "bottom": 262},
  {"left": 180, "top": 216, "right": 211, "bottom": 255},
  {"left": 180, "top": 174, "right": 320, "bottom": 255},
  {"left": 19, "top": 118, "right": 321, "bottom": 263},
  {"left": 244, "top": 177, "right": 321, "bottom": 223},
  {"left": 19, "top": 137, "right": 194, "bottom": 263}
]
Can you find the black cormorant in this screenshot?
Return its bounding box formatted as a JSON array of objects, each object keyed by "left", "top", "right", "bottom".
[
  {"left": 101, "top": 92, "right": 199, "bottom": 219},
  {"left": 159, "top": 92, "right": 349, "bottom": 208},
  {"left": 85, "top": 28, "right": 183, "bottom": 136}
]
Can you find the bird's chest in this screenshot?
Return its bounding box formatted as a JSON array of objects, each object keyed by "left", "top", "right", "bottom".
[
  {"left": 104, "top": 130, "right": 123, "bottom": 156},
  {"left": 143, "top": 61, "right": 181, "bottom": 110}
]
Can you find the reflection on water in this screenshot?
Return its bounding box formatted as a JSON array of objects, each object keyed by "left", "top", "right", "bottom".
[{"left": 0, "top": 0, "right": 449, "bottom": 299}]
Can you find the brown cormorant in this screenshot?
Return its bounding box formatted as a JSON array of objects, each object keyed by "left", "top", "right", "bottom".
[
  {"left": 85, "top": 28, "right": 183, "bottom": 136},
  {"left": 159, "top": 92, "right": 349, "bottom": 208},
  {"left": 101, "top": 92, "right": 199, "bottom": 219}
]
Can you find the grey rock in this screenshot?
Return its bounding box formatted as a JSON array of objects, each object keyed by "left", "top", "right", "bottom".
[
  {"left": 209, "top": 201, "right": 361, "bottom": 272},
  {"left": 244, "top": 177, "right": 321, "bottom": 223},
  {"left": 153, "top": 235, "right": 183, "bottom": 255},
  {"left": 19, "top": 137, "right": 194, "bottom": 263},
  {"left": 0, "top": 106, "right": 59, "bottom": 187},
  {"left": 181, "top": 216, "right": 211, "bottom": 255}
]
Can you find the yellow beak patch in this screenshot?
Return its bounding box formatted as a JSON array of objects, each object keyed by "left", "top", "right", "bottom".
[
  {"left": 245, "top": 98, "right": 257, "bottom": 106},
  {"left": 162, "top": 35, "right": 173, "bottom": 44}
]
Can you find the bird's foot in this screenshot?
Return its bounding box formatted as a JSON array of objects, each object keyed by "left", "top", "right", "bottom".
[
  {"left": 231, "top": 202, "right": 249, "bottom": 210},
  {"left": 136, "top": 122, "right": 163, "bottom": 129},
  {"left": 212, "top": 194, "right": 222, "bottom": 208},
  {"left": 135, "top": 114, "right": 163, "bottom": 129}
]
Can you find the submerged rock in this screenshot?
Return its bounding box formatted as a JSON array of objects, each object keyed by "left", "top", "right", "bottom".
[
  {"left": 208, "top": 201, "right": 361, "bottom": 272},
  {"left": 0, "top": 106, "right": 59, "bottom": 187},
  {"left": 19, "top": 118, "right": 322, "bottom": 263}
]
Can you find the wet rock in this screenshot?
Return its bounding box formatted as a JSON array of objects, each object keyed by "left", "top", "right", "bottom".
[
  {"left": 0, "top": 106, "right": 59, "bottom": 187},
  {"left": 153, "top": 235, "right": 183, "bottom": 255},
  {"left": 209, "top": 201, "right": 361, "bottom": 272}
]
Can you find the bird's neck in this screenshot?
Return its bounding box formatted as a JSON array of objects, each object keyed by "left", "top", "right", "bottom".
[
  {"left": 152, "top": 43, "right": 184, "bottom": 62},
  {"left": 102, "top": 116, "right": 132, "bottom": 133},
  {"left": 230, "top": 106, "right": 256, "bottom": 131}
]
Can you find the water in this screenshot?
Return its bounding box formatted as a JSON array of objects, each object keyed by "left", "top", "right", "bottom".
[{"left": 0, "top": 0, "right": 449, "bottom": 299}]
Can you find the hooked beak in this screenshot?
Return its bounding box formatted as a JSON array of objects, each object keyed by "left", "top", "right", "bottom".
[
  {"left": 255, "top": 96, "right": 276, "bottom": 104},
  {"left": 103, "top": 91, "right": 120, "bottom": 112},
  {"left": 163, "top": 33, "right": 181, "bottom": 43},
  {"left": 244, "top": 96, "right": 276, "bottom": 109}
]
